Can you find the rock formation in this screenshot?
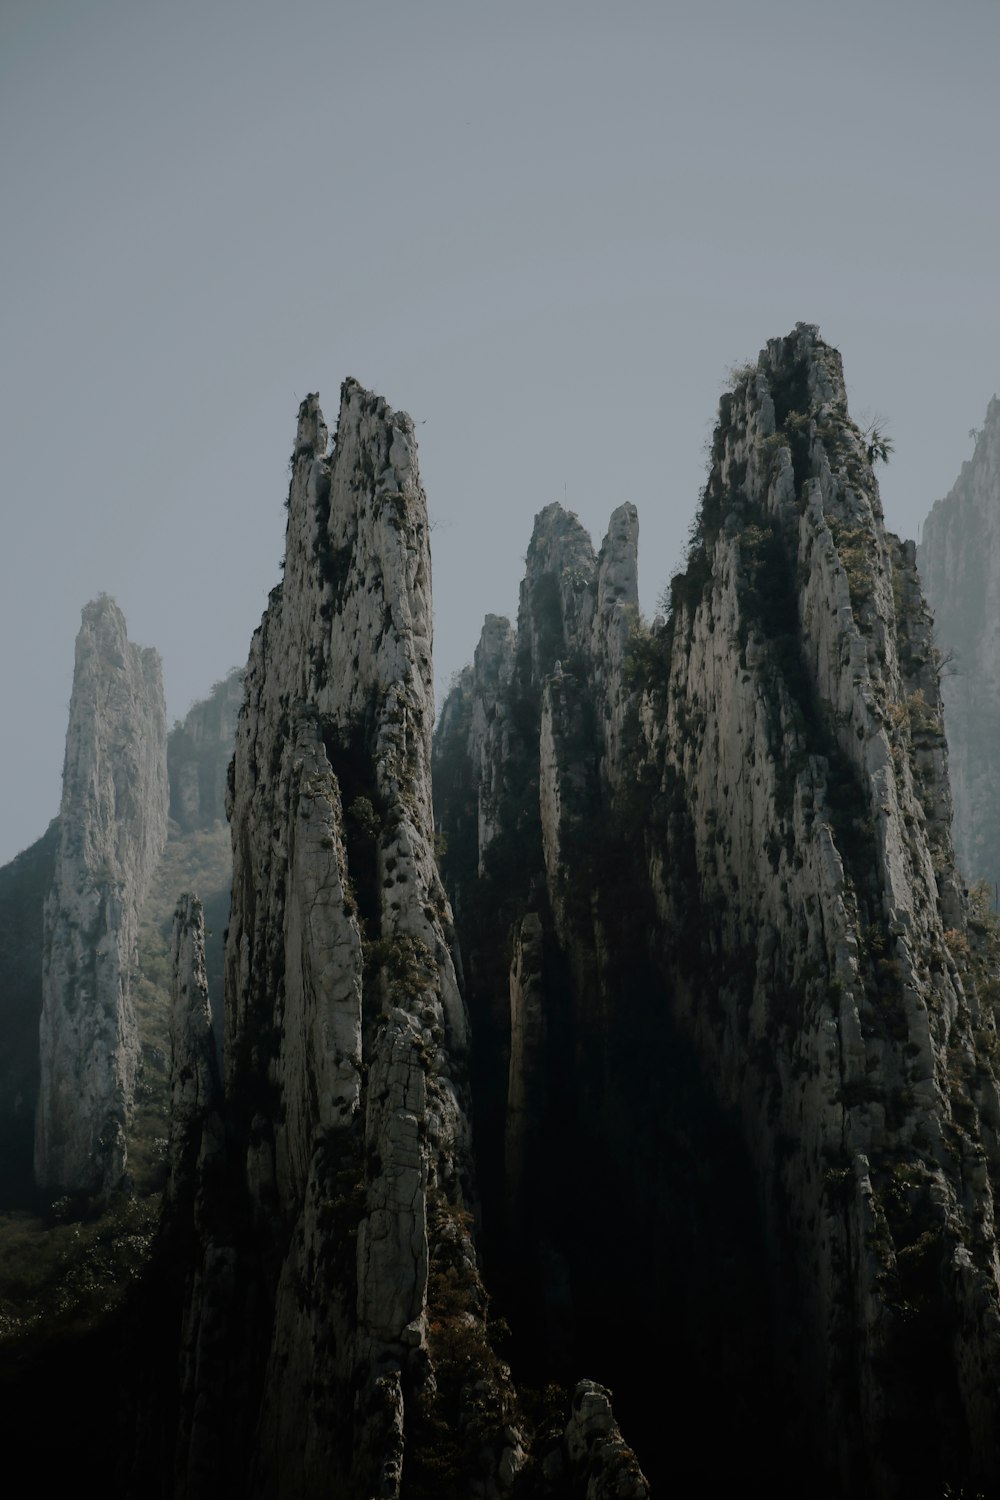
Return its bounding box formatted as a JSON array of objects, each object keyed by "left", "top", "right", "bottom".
[
  {"left": 35, "top": 596, "right": 169, "bottom": 1194},
  {"left": 919, "top": 397, "right": 1000, "bottom": 891},
  {"left": 155, "top": 383, "right": 528, "bottom": 1498},
  {"left": 0, "top": 634, "right": 239, "bottom": 1209},
  {"left": 435, "top": 325, "right": 1000, "bottom": 1496},
  {"left": 18, "top": 334, "right": 1000, "bottom": 1497},
  {"left": 167, "top": 667, "right": 244, "bottom": 832}
]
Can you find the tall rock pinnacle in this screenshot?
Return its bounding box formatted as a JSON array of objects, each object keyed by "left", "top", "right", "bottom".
[
  {"left": 166, "top": 384, "right": 518, "bottom": 1497},
  {"left": 35, "top": 596, "right": 168, "bottom": 1194},
  {"left": 435, "top": 325, "right": 1000, "bottom": 1496}
]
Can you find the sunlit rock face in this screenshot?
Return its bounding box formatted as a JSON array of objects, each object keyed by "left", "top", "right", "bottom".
[
  {"left": 919, "top": 397, "right": 1000, "bottom": 892},
  {"left": 35, "top": 596, "right": 168, "bottom": 1194},
  {"left": 436, "top": 326, "right": 1000, "bottom": 1497}
]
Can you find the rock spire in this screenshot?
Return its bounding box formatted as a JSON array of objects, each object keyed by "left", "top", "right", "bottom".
[
  {"left": 435, "top": 325, "right": 1000, "bottom": 1496},
  {"left": 165, "top": 384, "right": 520, "bottom": 1497},
  {"left": 35, "top": 596, "right": 168, "bottom": 1194}
]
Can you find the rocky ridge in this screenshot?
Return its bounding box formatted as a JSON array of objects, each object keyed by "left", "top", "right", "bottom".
[
  {"left": 35, "top": 596, "right": 169, "bottom": 1194},
  {"left": 435, "top": 325, "right": 1000, "bottom": 1496},
  {"left": 919, "top": 396, "right": 1000, "bottom": 892}
]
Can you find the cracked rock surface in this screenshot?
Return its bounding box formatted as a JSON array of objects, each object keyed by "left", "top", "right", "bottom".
[
  {"left": 162, "top": 385, "right": 516, "bottom": 1498},
  {"left": 435, "top": 326, "right": 1000, "bottom": 1496}
]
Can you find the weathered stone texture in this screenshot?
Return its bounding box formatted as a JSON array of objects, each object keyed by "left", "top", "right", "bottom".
[
  {"left": 166, "top": 893, "right": 221, "bottom": 1215},
  {"left": 169, "top": 384, "right": 510, "bottom": 1497},
  {"left": 35, "top": 596, "right": 168, "bottom": 1193},
  {"left": 562, "top": 1381, "right": 651, "bottom": 1499},
  {"left": 647, "top": 326, "right": 1000, "bottom": 1486},
  {"left": 435, "top": 326, "right": 1000, "bottom": 1495}
]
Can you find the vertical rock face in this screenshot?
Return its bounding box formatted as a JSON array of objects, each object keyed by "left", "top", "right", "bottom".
[
  {"left": 35, "top": 596, "right": 168, "bottom": 1194},
  {"left": 645, "top": 327, "right": 999, "bottom": 1492},
  {"left": 919, "top": 397, "right": 1000, "bottom": 891},
  {"left": 166, "top": 894, "right": 221, "bottom": 1212},
  {"left": 168, "top": 384, "right": 517, "bottom": 1498},
  {"left": 167, "top": 667, "right": 245, "bottom": 832},
  {"left": 435, "top": 326, "right": 1000, "bottom": 1496}
]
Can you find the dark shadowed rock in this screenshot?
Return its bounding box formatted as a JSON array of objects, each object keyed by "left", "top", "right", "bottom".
[{"left": 435, "top": 325, "right": 1000, "bottom": 1497}]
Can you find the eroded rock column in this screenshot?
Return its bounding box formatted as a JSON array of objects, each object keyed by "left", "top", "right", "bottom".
[{"left": 35, "top": 596, "right": 168, "bottom": 1194}]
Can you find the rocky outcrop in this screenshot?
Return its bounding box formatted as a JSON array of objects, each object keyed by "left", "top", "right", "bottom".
[
  {"left": 919, "top": 397, "right": 1000, "bottom": 891},
  {"left": 561, "top": 1381, "right": 650, "bottom": 1500},
  {"left": 436, "top": 325, "right": 1000, "bottom": 1496},
  {"left": 167, "top": 668, "right": 244, "bottom": 832},
  {"left": 158, "top": 384, "right": 523, "bottom": 1498},
  {"left": 642, "top": 327, "right": 1000, "bottom": 1493},
  {"left": 35, "top": 596, "right": 169, "bottom": 1194}
]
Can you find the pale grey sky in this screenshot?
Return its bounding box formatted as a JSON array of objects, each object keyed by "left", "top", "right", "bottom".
[{"left": 1, "top": 0, "right": 998, "bottom": 863}]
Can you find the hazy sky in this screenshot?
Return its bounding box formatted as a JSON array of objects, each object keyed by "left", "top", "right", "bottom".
[{"left": 1, "top": 0, "right": 998, "bottom": 864}]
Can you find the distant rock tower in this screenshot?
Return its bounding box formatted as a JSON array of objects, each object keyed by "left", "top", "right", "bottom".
[
  {"left": 35, "top": 596, "right": 168, "bottom": 1194},
  {"left": 919, "top": 395, "right": 1000, "bottom": 890}
]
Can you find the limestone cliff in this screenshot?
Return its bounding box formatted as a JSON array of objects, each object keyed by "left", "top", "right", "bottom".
[
  {"left": 167, "top": 667, "right": 244, "bottom": 832},
  {"left": 160, "top": 384, "right": 524, "bottom": 1499},
  {"left": 436, "top": 325, "right": 1000, "bottom": 1497},
  {"left": 35, "top": 596, "right": 169, "bottom": 1194},
  {"left": 919, "top": 397, "right": 1000, "bottom": 891}
]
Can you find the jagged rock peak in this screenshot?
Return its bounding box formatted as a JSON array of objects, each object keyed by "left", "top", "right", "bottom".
[
  {"left": 562, "top": 1381, "right": 651, "bottom": 1498},
  {"left": 649, "top": 322, "right": 1000, "bottom": 1486},
  {"left": 35, "top": 595, "right": 168, "bottom": 1193},
  {"left": 167, "top": 384, "right": 518, "bottom": 1496},
  {"left": 273, "top": 382, "right": 436, "bottom": 807},
  {"left": 476, "top": 612, "right": 516, "bottom": 688},
  {"left": 596, "top": 502, "right": 639, "bottom": 616},
  {"left": 518, "top": 502, "right": 598, "bottom": 685},
  {"left": 434, "top": 325, "right": 1000, "bottom": 1494},
  {"left": 919, "top": 394, "right": 1000, "bottom": 890}
]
